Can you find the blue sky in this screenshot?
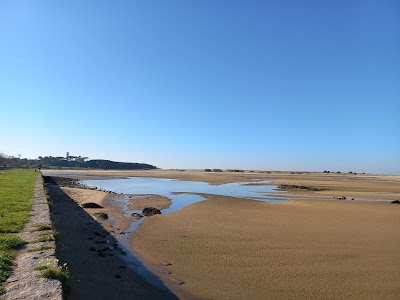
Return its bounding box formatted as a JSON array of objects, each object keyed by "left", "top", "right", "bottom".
[{"left": 1, "top": 1, "right": 399, "bottom": 174}]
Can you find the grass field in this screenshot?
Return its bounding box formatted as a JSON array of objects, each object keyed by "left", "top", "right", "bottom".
[{"left": 0, "top": 169, "right": 37, "bottom": 292}]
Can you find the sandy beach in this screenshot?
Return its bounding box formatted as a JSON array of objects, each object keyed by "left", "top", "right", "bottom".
[
  {"left": 44, "top": 170, "right": 400, "bottom": 299},
  {"left": 132, "top": 196, "right": 400, "bottom": 299}
]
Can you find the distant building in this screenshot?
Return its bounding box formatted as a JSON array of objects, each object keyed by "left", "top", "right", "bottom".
[{"left": 66, "top": 152, "right": 69, "bottom": 159}]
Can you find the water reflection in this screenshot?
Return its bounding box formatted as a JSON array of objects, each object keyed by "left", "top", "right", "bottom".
[{"left": 82, "top": 177, "right": 287, "bottom": 215}]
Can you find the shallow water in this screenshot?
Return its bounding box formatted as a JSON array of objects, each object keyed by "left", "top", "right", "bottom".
[{"left": 82, "top": 177, "right": 288, "bottom": 214}]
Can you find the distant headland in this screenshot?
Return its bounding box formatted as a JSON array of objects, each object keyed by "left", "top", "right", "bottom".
[{"left": 0, "top": 153, "right": 157, "bottom": 170}]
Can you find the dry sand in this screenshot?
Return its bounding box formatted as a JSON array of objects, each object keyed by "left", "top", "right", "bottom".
[
  {"left": 45, "top": 170, "right": 400, "bottom": 299},
  {"left": 61, "top": 187, "right": 109, "bottom": 206}
]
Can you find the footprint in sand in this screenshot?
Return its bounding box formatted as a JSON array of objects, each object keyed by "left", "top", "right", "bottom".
[
  {"left": 161, "top": 260, "right": 172, "bottom": 266},
  {"left": 170, "top": 278, "right": 185, "bottom": 285},
  {"left": 163, "top": 270, "right": 172, "bottom": 275}
]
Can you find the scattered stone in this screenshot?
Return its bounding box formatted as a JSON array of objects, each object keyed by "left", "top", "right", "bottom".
[
  {"left": 115, "top": 274, "right": 121, "bottom": 279},
  {"left": 142, "top": 207, "right": 161, "bottom": 215},
  {"left": 278, "top": 184, "right": 323, "bottom": 191},
  {"left": 93, "top": 212, "right": 109, "bottom": 219},
  {"left": 132, "top": 213, "right": 144, "bottom": 218}
]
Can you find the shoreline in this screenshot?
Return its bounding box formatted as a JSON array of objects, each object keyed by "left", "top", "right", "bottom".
[
  {"left": 43, "top": 169, "right": 400, "bottom": 201},
  {"left": 43, "top": 170, "right": 400, "bottom": 299}
]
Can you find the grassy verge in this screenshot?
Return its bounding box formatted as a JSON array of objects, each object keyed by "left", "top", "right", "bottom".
[{"left": 0, "top": 169, "right": 37, "bottom": 292}]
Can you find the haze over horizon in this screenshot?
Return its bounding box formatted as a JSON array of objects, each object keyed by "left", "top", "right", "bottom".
[{"left": 1, "top": 1, "right": 399, "bottom": 174}]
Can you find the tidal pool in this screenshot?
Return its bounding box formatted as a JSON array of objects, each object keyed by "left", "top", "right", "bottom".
[{"left": 82, "top": 177, "right": 288, "bottom": 214}]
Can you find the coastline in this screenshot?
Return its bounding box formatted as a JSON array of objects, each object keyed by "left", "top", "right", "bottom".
[
  {"left": 43, "top": 169, "right": 400, "bottom": 201},
  {"left": 43, "top": 170, "right": 400, "bottom": 299}
]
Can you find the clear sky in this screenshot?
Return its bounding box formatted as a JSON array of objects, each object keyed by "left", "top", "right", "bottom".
[{"left": 1, "top": 1, "right": 399, "bottom": 174}]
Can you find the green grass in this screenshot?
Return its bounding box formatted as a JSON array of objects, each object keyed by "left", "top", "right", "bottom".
[
  {"left": 0, "top": 234, "right": 27, "bottom": 285},
  {"left": 35, "top": 258, "right": 70, "bottom": 296},
  {"left": 0, "top": 169, "right": 37, "bottom": 292},
  {"left": 31, "top": 224, "right": 53, "bottom": 231},
  {"left": 31, "top": 235, "right": 55, "bottom": 243},
  {"left": 0, "top": 170, "right": 37, "bottom": 233},
  {"left": 27, "top": 245, "right": 56, "bottom": 252}
]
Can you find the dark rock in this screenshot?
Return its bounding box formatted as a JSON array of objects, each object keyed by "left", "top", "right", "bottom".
[
  {"left": 390, "top": 200, "right": 400, "bottom": 204},
  {"left": 93, "top": 212, "right": 108, "bottom": 219},
  {"left": 115, "top": 274, "right": 121, "bottom": 279},
  {"left": 142, "top": 207, "right": 161, "bottom": 215},
  {"left": 82, "top": 202, "right": 104, "bottom": 208},
  {"left": 90, "top": 247, "right": 96, "bottom": 251}
]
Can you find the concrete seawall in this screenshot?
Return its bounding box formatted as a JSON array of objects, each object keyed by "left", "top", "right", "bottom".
[{"left": 3, "top": 174, "right": 63, "bottom": 300}]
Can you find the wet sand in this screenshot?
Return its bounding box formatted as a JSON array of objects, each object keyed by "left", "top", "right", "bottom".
[
  {"left": 44, "top": 170, "right": 400, "bottom": 299},
  {"left": 61, "top": 187, "right": 171, "bottom": 236},
  {"left": 132, "top": 196, "right": 400, "bottom": 300}
]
